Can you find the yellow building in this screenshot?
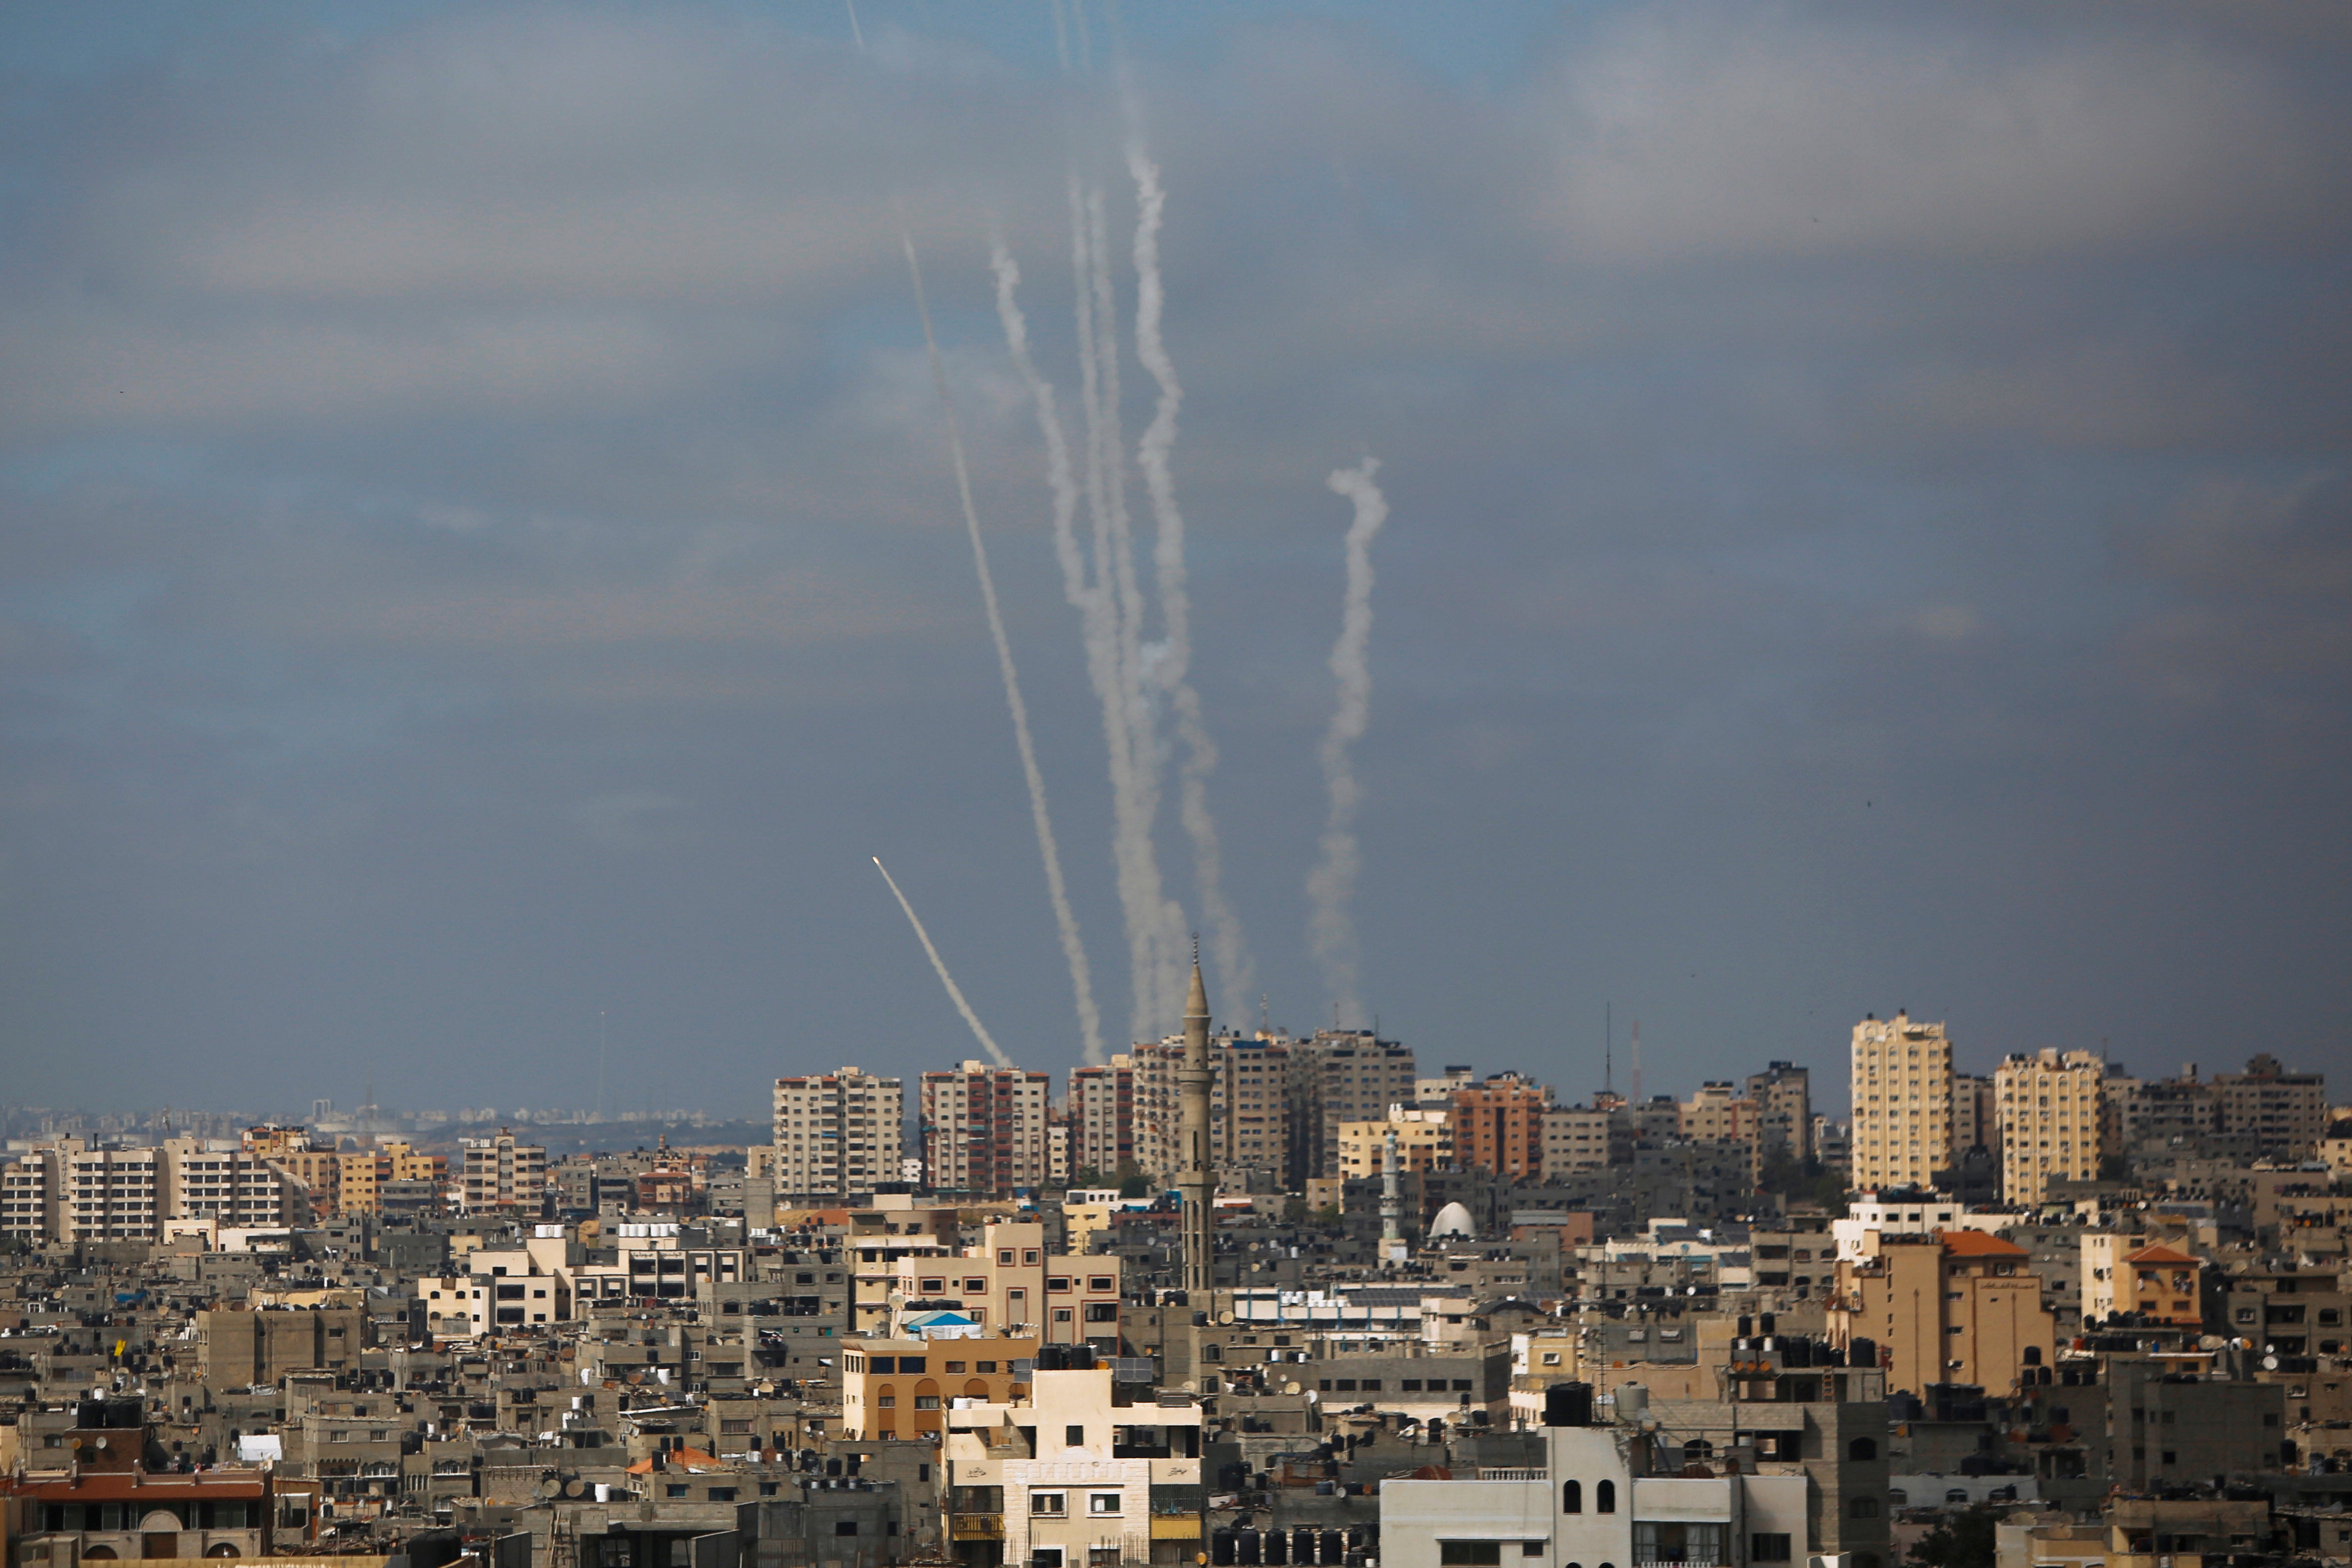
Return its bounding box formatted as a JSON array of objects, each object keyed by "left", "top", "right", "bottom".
[
  {"left": 1995, "top": 1048, "right": 2106, "bottom": 1205},
  {"left": 1849, "top": 1011, "right": 1955, "bottom": 1192},
  {"left": 2117, "top": 1243, "right": 2204, "bottom": 1327},
  {"left": 1335, "top": 1107, "right": 1453, "bottom": 1178},
  {"left": 841, "top": 1332, "right": 1038, "bottom": 1440},
  {"left": 1830, "top": 1228, "right": 2055, "bottom": 1396}
]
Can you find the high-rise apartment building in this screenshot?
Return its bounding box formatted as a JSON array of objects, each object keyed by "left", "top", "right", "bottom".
[
  {"left": 1678, "top": 1082, "right": 1759, "bottom": 1144},
  {"left": 1993, "top": 1048, "right": 2106, "bottom": 1205},
  {"left": 773, "top": 1066, "right": 904, "bottom": 1201},
  {"left": 164, "top": 1138, "right": 299, "bottom": 1228},
  {"left": 0, "top": 1146, "right": 63, "bottom": 1243},
  {"left": 1066, "top": 1055, "right": 1136, "bottom": 1181},
  {"left": 457, "top": 1132, "right": 550, "bottom": 1216},
  {"left": 1745, "top": 1062, "right": 1813, "bottom": 1164},
  {"left": 1450, "top": 1072, "right": 1552, "bottom": 1180},
  {"left": 1950, "top": 1074, "right": 1999, "bottom": 1157},
  {"left": 1849, "top": 1010, "right": 1954, "bottom": 1191},
  {"left": 920, "top": 1062, "right": 1052, "bottom": 1194},
  {"left": 1336, "top": 1107, "right": 1453, "bottom": 1178},
  {"left": 1129, "top": 1032, "right": 1310, "bottom": 1188},
  {"left": 2212, "top": 1055, "right": 2330, "bottom": 1153},
  {"left": 1540, "top": 1104, "right": 1622, "bottom": 1177},
  {"left": 64, "top": 1145, "right": 163, "bottom": 1241},
  {"left": 1298, "top": 1031, "right": 1417, "bottom": 1179}
]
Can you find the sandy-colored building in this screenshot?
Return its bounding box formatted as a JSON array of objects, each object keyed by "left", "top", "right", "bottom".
[
  {"left": 1679, "top": 1082, "right": 1759, "bottom": 1144},
  {"left": 1849, "top": 1010, "right": 1955, "bottom": 1192},
  {"left": 1336, "top": 1106, "right": 1453, "bottom": 1177},
  {"left": 841, "top": 1332, "right": 1040, "bottom": 1440},
  {"left": 773, "top": 1066, "right": 904, "bottom": 1201},
  {"left": 921, "top": 1062, "right": 1053, "bottom": 1194},
  {"left": 1994, "top": 1049, "right": 2105, "bottom": 1204},
  {"left": 1830, "top": 1228, "right": 2055, "bottom": 1397}
]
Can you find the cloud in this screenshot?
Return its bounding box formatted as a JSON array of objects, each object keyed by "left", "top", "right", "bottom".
[{"left": 1534, "top": 6, "right": 2348, "bottom": 263}]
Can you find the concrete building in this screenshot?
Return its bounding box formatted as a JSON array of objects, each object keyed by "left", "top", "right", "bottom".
[
  {"left": 941, "top": 1345, "right": 1205, "bottom": 1568},
  {"left": 1337, "top": 1108, "right": 1454, "bottom": 1179},
  {"left": 1381, "top": 1384, "right": 1820, "bottom": 1568},
  {"left": 1993, "top": 1049, "right": 2105, "bottom": 1205},
  {"left": 1829, "top": 1229, "right": 2056, "bottom": 1398},
  {"left": 1452, "top": 1074, "right": 1552, "bottom": 1181},
  {"left": 840, "top": 1332, "right": 1040, "bottom": 1440},
  {"left": 196, "top": 1305, "right": 367, "bottom": 1383},
  {"left": 1067, "top": 1055, "right": 1137, "bottom": 1181},
  {"left": 2211, "top": 1054, "right": 2330, "bottom": 1153},
  {"left": 0, "top": 1144, "right": 64, "bottom": 1243},
  {"left": 457, "top": 1132, "right": 549, "bottom": 1216},
  {"left": 1746, "top": 1062, "right": 1813, "bottom": 1165},
  {"left": 1679, "top": 1083, "right": 1759, "bottom": 1145},
  {"left": 63, "top": 1144, "right": 164, "bottom": 1242},
  {"left": 1301, "top": 1032, "right": 1418, "bottom": 1180},
  {"left": 772, "top": 1066, "right": 904, "bottom": 1201},
  {"left": 1849, "top": 1011, "right": 1954, "bottom": 1193},
  {"left": 854, "top": 1219, "right": 1122, "bottom": 1349},
  {"left": 921, "top": 1062, "right": 1053, "bottom": 1194},
  {"left": 1950, "top": 1074, "right": 1998, "bottom": 1158},
  {"left": 1540, "top": 1105, "right": 1621, "bottom": 1178}
]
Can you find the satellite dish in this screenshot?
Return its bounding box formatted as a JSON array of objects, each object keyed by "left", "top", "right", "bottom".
[
  {"left": 2198, "top": 1334, "right": 2223, "bottom": 1350},
  {"left": 536, "top": 1479, "right": 561, "bottom": 1499},
  {"left": 1283, "top": 1381, "right": 1301, "bottom": 1395},
  {"left": 1219, "top": 1312, "right": 1235, "bottom": 1326}
]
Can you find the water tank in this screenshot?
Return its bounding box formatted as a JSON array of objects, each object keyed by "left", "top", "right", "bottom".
[
  {"left": 1266, "top": 1524, "right": 1289, "bottom": 1565},
  {"left": 1239, "top": 1527, "right": 1264, "bottom": 1566},
  {"left": 1614, "top": 1384, "right": 1649, "bottom": 1424},
  {"left": 1294, "top": 1528, "right": 1320, "bottom": 1564},
  {"left": 1543, "top": 1382, "right": 1599, "bottom": 1439},
  {"left": 1758, "top": 1313, "right": 1776, "bottom": 1336},
  {"left": 1214, "top": 1530, "right": 1238, "bottom": 1567},
  {"left": 1321, "top": 1530, "right": 1345, "bottom": 1566}
]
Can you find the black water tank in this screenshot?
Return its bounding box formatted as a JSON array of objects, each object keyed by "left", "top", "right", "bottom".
[
  {"left": 1239, "top": 1528, "right": 1263, "bottom": 1566},
  {"left": 1265, "top": 1524, "right": 1289, "bottom": 1565},
  {"left": 1294, "top": 1528, "right": 1319, "bottom": 1564},
  {"left": 1850, "top": 1336, "right": 1877, "bottom": 1368},
  {"left": 1759, "top": 1313, "right": 1776, "bottom": 1336},
  {"left": 1213, "top": 1530, "right": 1238, "bottom": 1567},
  {"left": 1736, "top": 1316, "right": 1752, "bottom": 1338},
  {"left": 1544, "top": 1381, "right": 1594, "bottom": 1428},
  {"left": 1320, "top": 1530, "right": 1345, "bottom": 1566}
]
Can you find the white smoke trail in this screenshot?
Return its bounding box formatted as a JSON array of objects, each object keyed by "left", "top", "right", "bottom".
[
  {"left": 1308, "top": 459, "right": 1390, "bottom": 1028},
  {"left": 989, "top": 236, "right": 1119, "bottom": 1065},
  {"left": 1127, "top": 144, "right": 1255, "bottom": 1022},
  {"left": 871, "top": 857, "right": 1013, "bottom": 1069},
  {"left": 893, "top": 216, "right": 1104, "bottom": 1068},
  {"left": 1069, "top": 175, "right": 1185, "bottom": 1040}
]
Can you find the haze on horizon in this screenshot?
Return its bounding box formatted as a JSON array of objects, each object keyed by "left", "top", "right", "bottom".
[{"left": 2, "top": 1, "right": 2348, "bottom": 1119}]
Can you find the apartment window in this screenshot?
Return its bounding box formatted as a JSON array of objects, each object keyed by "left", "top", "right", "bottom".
[
  {"left": 1595, "top": 1481, "right": 1614, "bottom": 1514},
  {"left": 1067, "top": 1425, "right": 1086, "bottom": 1447},
  {"left": 1089, "top": 1493, "right": 1122, "bottom": 1515},
  {"left": 1032, "top": 1493, "right": 1066, "bottom": 1517},
  {"left": 1752, "top": 1537, "right": 1792, "bottom": 1563},
  {"left": 1562, "top": 1481, "right": 1581, "bottom": 1514},
  {"left": 1441, "top": 1546, "right": 1503, "bottom": 1566}
]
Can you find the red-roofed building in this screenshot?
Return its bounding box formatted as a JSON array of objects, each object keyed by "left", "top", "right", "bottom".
[{"left": 1829, "top": 1228, "right": 2057, "bottom": 1396}]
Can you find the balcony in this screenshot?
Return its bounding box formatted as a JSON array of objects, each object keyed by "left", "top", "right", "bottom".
[{"left": 951, "top": 1515, "right": 1006, "bottom": 1540}]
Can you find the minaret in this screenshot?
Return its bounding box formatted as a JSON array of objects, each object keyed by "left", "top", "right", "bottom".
[
  {"left": 1178, "top": 951, "right": 1214, "bottom": 1299},
  {"left": 1379, "top": 1122, "right": 1402, "bottom": 1261}
]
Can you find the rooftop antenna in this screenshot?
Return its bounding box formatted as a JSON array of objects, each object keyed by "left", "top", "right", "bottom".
[
  {"left": 1631, "top": 1019, "right": 1642, "bottom": 1105},
  {"left": 1260, "top": 992, "right": 1270, "bottom": 1035},
  {"left": 598, "top": 1009, "right": 610, "bottom": 1124},
  {"left": 1605, "top": 1002, "right": 1613, "bottom": 1097}
]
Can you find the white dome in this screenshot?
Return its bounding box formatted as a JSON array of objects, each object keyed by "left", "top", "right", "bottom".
[{"left": 1428, "top": 1201, "right": 1475, "bottom": 1239}]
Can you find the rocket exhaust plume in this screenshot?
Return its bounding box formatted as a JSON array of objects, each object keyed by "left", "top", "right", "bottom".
[
  {"left": 1069, "top": 174, "right": 1185, "bottom": 1040},
  {"left": 894, "top": 214, "right": 1103, "bottom": 1068},
  {"left": 871, "top": 857, "right": 1013, "bottom": 1070},
  {"left": 1127, "top": 143, "right": 1256, "bottom": 1022},
  {"left": 1308, "top": 459, "right": 1390, "bottom": 1028},
  {"left": 990, "top": 235, "right": 1115, "bottom": 1064}
]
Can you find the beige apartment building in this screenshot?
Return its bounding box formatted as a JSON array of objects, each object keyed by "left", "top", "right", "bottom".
[
  {"left": 1129, "top": 1032, "right": 1307, "bottom": 1187},
  {"left": 1994, "top": 1048, "right": 2106, "bottom": 1204},
  {"left": 1678, "top": 1082, "right": 1759, "bottom": 1144},
  {"left": 1830, "top": 1228, "right": 2056, "bottom": 1397},
  {"left": 1951, "top": 1073, "right": 1999, "bottom": 1157},
  {"left": 1066, "top": 1054, "right": 1136, "bottom": 1179},
  {"left": 1745, "top": 1061, "right": 1813, "bottom": 1164},
  {"left": 1, "top": 1137, "right": 301, "bottom": 1243},
  {"left": 853, "top": 1219, "right": 1120, "bottom": 1349},
  {"left": 920, "top": 1062, "right": 1053, "bottom": 1193},
  {"left": 1540, "top": 1104, "right": 1620, "bottom": 1176},
  {"left": 772, "top": 1066, "right": 904, "bottom": 1201},
  {"left": 1336, "top": 1106, "right": 1453, "bottom": 1177},
  {"left": 457, "top": 1132, "right": 550, "bottom": 1216},
  {"left": 1849, "top": 1010, "right": 1955, "bottom": 1191}
]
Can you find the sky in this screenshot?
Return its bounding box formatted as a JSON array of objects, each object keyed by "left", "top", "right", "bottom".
[{"left": 2, "top": 0, "right": 2349, "bottom": 1120}]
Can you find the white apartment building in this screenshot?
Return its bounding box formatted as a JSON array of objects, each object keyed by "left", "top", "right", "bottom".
[
  {"left": 943, "top": 1347, "right": 1205, "bottom": 1568},
  {"left": 1381, "top": 1388, "right": 1810, "bottom": 1568},
  {"left": 0, "top": 1146, "right": 63, "bottom": 1243},
  {"left": 1541, "top": 1105, "right": 1616, "bottom": 1178},
  {"left": 1848, "top": 1011, "right": 1954, "bottom": 1191},
  {"left": 65, "top": 1145, "right": 164, "bottom": 1241},
  {"left": 1995, "top": 1049, "right": 2106, "bottom": 1205},
  {"left": 1831, "top": 1194, "right": 2004, "bottom": 1262},
  {"left": 920, "top": 1062, "right": 1053, "bottom": 1193},
  {"left": 161, "top": 1138, "right": 297, "bottom": 1227},
  {"left": 773, "top": 1066, "right": 904, "bottom": 1201}
]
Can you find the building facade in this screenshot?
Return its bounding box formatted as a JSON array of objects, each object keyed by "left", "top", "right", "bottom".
[
  {"left": 773, "top": 1066, "right": 905, "bottom": 1201},
  {"left": 1993, "top": 1048, "right": 2105, "bottom": 1205},
  {"left": 1848, "top": 1011, "right": 1954, "bottom": 1192},
  {"left": 921, "top": 1063, "right": 1053, "bottom": 1194}
]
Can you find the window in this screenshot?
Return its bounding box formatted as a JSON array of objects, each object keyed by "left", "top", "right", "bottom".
[
  {"left": 1032, "top": 1493, "right": 1066, "bottom": 1517},
  {"left": 1562, "top": 1480, "right": 1581, "bottom": 1514},
  {"left": 965, "top": 1279, "right": 988, "bottom": 1294},
  {"left": 1850, "top": 1499, "right": 1879, "bottom": 1519},
  {"left": 1541, "top": 1352, "right": 1561, "bottom": 1366},
  {"left": 1523, "top": 1546, "right": 1544, "bottom": 1558},
  {"left": 1848, "top": 1438, "right": 1877, "bottom": 1461},
  {"left": 834, "top": 1522, "right": 860, "bottom": 1537},
  {"left": 1751, "top": 1537, "right": 1791, "bottom": 1563},
  {"left": 915, "top": 1396, "right": 940, "bottom": 1410},
  {"left": 1067, "top": 1425, "right": 1086, "bottom": 1446},
  {"left": 1086, "top": 1303, "right": 1119, "bottom": 1323},
  {"left": 707, "top": 1488, "right": 737, "bottom": 1503},
  {"left": 1441, "top": 1546, "right": 1503, "bottom": 1566},
  {"left": 666, "top": 1485, "right": 689, "bottom": 1498},
  {"left": 1402, "top": 1379, "right": 1423, "bottom": 1391},
  {"left": 1089, "top": 1493, "right": 1122, "bottom": 1515},
  {"left": 1453, "top": 1380, "right": 1473, "bottom": 1392},
  {"left": 1090, "top": 1276, "right": 1114, "bottom": 1291},
  {"left": 1595, "top": 1481, "right": 1614, "bottom": 1514}
]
